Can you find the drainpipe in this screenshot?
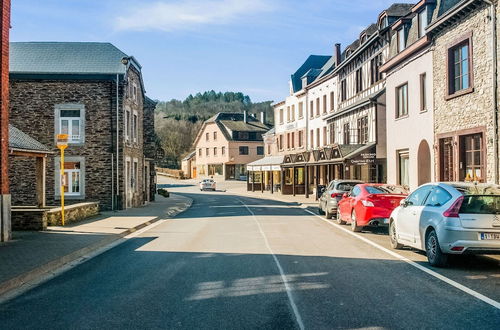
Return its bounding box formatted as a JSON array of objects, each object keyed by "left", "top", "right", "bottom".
[
  {"left": 116, "top": 74, "right": 120, "bottom": 206},
  {"left": 481, "top": 0, "right": 498, "bottom": 183}
]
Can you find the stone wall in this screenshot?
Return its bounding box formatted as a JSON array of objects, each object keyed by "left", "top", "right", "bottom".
[
  {"left": 432, "top": 3, "right": 496, "bottom": 182},
  {"left": 11, "top": 209, "right": 48, "bottom": 231},
  {"left": 9, "top": 79, "right": 115, "bottom": 210},
  {"left": 46, "top": 202, "right": 99, "bottom": 226},
  {"left": 9, "top": 156, "right": 38, "bottom": 205}
]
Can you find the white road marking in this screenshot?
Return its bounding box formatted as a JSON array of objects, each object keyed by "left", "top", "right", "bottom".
[
  {"left": 304, "top": 209, "right": 500, "bottom": 310},
  {"left": 238, "top": 199, "right": 305, "bottom": 330}
]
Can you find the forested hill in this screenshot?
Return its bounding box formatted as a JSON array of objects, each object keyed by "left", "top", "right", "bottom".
[{"left": 154, "top": 91, "right": 274, "bottom": 168}]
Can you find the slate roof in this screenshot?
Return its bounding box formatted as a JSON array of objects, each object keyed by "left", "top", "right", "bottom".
[
  {"left": 385, "top": 3, "right": 415, "bottom": 17},
  {"left": 182, "top": 151, "right": 196, "bottom": 161},
  {"left": 201, "top": 112, "right": 272, "bottom": 142},
  {"left": 290, "top": 55, "right": 331, "bottom": 93},
  {"left": 10, "top": 42, "right": 134, "bottom": 75},
  {"left": 9, "top": 125, "right": 52, "bottom": 153}
]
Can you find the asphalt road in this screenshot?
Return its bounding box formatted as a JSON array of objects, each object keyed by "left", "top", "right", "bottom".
[{"left": 0, "top": 181, "right": 499, "bottom": 329}]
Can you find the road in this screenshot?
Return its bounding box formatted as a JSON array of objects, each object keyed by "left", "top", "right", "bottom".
[{"left": 0, "top": 179, "right": 499, "bottom": 329}]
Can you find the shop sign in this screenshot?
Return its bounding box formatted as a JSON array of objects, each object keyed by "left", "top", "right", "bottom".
[{"left": 349, "top": 152, "right": 376, "bottom": 165}]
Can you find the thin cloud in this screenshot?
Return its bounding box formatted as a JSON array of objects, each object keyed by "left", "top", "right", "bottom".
[{"left": 115, "top": 0, "right": 275, "bottom": 32}]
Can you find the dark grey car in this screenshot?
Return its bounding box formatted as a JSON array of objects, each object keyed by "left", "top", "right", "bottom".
[{"left": 318, "top": 180, "right": 363, "bottom": 219}]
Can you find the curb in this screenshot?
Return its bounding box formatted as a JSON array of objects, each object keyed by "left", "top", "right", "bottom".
[{"left": 0, "top": 195, "right": 193, "bottom": 300}]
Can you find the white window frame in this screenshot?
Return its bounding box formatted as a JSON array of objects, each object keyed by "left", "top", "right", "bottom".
[
  {"left": 133, "top": 111, "right": 138, "bottom": 143},
  {"left": 54, "top": 104, "right": 85, "bottom": 145},
  {"left": 133, "top": 158, "right": 139, "bottom": 192},
  {"left": 54, "top": 156, "right": 85, "bottom": 199}
]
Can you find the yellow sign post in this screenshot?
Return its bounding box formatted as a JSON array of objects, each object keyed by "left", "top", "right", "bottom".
[{"left": 56, "top": 134, "right": 69, "bottom": 226}]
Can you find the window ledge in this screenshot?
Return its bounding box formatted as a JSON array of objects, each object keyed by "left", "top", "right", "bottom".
[
  {"left": 445, "top": 87, "right": 474, "bottom": 101},
  {"left": 395, "top": 115, "right": 409, "bottom": 121}
]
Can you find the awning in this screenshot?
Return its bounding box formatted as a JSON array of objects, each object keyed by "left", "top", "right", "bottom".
[{"left": 247, "top": 155, "right": 284, "bottom": 172}]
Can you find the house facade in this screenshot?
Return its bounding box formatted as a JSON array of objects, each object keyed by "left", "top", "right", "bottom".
[
  {"left": 9, "top": 42, "right": 156, "bottom": 211},
  {"left": 193, "top": 112, "right": 271, "bottom": 181},
  {"left": 381, "top": 1, "right": 436, "bottom": 190}
]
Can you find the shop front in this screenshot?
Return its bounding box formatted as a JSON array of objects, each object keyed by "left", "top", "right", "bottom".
[{"left": 246, "top": 156, "right": 283, "bottom": 193}]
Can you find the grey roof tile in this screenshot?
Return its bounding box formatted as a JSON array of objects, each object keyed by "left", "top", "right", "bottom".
[{"left": 9, "top": 125, "right": 51, "bottom": 153}]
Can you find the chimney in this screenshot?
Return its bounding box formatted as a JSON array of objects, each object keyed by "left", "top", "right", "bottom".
[
  {"left": 243, "top": 110, "right": 248, "bottom": 123},
  {"left": 260, "top": 111, "right": 266, "bottom": 124},
  {"left": 335, "top": 43, "right": 341, "bottom": 66}
]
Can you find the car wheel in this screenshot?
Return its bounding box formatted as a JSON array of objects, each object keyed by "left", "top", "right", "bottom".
[
  {"left": 325, "top": 209, "right": 333, "bottom": 219},
  {"left": 425, "top": 229, "right": 448, "bottom": 267},
  {"left": 351, "top": 210, "right": 362, "bottom": 232},
  {"left": 336, "top": 209, "right": 346, "bottom": 225},
  {"left": 389, "top": 220, "right": 403, "bottom": 249},
  {"left": 318, "top": 204, "right": 325, "bottom": 215}
]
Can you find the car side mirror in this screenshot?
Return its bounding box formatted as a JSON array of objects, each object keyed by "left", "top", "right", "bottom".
[
  {"left": 342, "top": 193, "right": 349, "bottom": 199},
  {"left": 400, "top": 199, "right": 408, "bottom": 207}
]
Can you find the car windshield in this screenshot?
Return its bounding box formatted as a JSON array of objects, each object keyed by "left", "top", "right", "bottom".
[
  {"left": 365, "top": 185, "right": 408, "bottom": 195},
  {"left": 336, "top": 182, "right": 359, "bottom": 192},
  {"left": 460, "top": 195, "right": 500, "bottom": 214}
]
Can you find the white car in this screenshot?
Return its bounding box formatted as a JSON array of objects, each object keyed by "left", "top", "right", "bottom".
[
  {"left": 389, "top": 182, "right": 500, "bottom": 267},
  {"left": 200, "top": 179, "right": 216, "bottom": 191}
]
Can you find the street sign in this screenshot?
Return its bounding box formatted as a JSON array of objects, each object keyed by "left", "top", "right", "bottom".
[
  {"left": 57, "top": 134, "right": 69, "bottom": 226},
  {"left": 57, "top": 134, "right": 68, "bottom": 149}
]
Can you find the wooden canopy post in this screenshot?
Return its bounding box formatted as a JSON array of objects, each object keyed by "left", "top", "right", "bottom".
[
  {"left": 35, "top": 156, "right": 46, "bottom": 208},
  {"left": 305, "top": 165, "right": 309, "bottom": 198}
]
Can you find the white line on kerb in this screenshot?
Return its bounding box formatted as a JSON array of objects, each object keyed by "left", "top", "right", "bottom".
[
  {"left": 238, "top": 199, "right": 305, "bottom": 330},
  {"left": 304, "top": 209, "right": 500, "bottom": 310}
]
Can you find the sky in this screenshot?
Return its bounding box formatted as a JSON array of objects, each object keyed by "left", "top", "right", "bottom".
[{"left": 11, "top": 0, "right": 414, "bottom": 103}]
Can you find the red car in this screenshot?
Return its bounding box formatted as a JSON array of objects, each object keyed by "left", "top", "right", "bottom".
[{"left": 337, "top": 184, "right": 408, "bottom": 232}]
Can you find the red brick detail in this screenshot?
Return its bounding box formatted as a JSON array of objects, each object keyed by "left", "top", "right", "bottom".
[{"left": 0, "top": 0, "right": 11, "bottom": 195}]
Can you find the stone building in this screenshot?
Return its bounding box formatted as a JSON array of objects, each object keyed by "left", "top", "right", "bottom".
[
  {"left": 9, "top": 42, "right": 156, "bottom": 210},
  {"left": 381, "top": 0, "right": 436, "bottom": 190},
  {"left": 427, "top": 0, "right": 499, "bottom": 184},
  {"left": 193, "top": 112, "right": 271, "bottom": 181}
]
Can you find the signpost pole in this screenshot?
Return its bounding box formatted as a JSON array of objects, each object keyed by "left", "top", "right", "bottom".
[{"left": 56, "top": 134, "right": 69, "bottom": 226}]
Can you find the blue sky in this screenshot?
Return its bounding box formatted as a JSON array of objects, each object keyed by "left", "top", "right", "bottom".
[{"left": 11, "top": 0, "right": 413, "bottom": 103}]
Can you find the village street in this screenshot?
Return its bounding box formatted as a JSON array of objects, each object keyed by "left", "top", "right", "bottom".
[{"left": 0, "top": 177, "right": 499, "bottom": 329}]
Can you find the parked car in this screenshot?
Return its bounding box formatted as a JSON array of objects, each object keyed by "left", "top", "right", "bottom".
[
  {"left": 389, "top": 182, "right": 500, "bottom": 267},
  {"left": 200, "top": 179, "right": 216, "bottom": 191},
  {"left": 337, "top": 184, "right": 409, "bottom": 232},
  {"left": 318, "top": 180, "right": 363, "bottom": 219}
]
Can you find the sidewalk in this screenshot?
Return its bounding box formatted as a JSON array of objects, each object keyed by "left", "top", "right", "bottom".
[{"left": 0, "top": 193, "right": 192, "bottom": 297}]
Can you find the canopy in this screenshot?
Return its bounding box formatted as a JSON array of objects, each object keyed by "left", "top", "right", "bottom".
[{"left": 247, "top": 155, "right": 284, "bottom": 172}]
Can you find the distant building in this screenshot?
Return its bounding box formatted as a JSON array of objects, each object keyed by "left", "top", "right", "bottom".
[
  {"left": 193, "top": 112, "right": 271, "bottom": 180},
  {"left": 9, "top": 42, "right": 157, "bottom": 210},
  {"left": 181, "top": 151, "right": 196, "bottom": 179}
]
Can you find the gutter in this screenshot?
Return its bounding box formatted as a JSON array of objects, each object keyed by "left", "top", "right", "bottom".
[{"left": 481, "top": 0, "right": 499, "bottom": 184}]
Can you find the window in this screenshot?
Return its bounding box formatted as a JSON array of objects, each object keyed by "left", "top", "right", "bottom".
[
  {"left": 213, "top": 132, "right": 217, "bottom": 140},
  {"left": 132, "top": 83, "right": 138, "bottom": 103},
  {"left": 126, "top": 110, "right": 131, "bottom": 140},
  {"left": 267, "top": 144, "right": 271, "bottom": 154},
  {"left": 370, "top": 54, "right": 382, "bottom": 85},
  {"left": 257, "top": 146, "right": 264, "bottom": 155},
  {"left": 213, "top": 147, "right": 217, "bottom": 156},
  {"left": 316, "top": 98, "right": 320, "bottom": 116},
  {"left": 133, "top": 160, "right": 139, "bottom": 192},
  {"left": 323, "top": 127, "right": 327, "bottom": 146},
  {"left": 425, "top": 187, "right": 452, "bottom": 207},
  {"left": 206, "top": 132, "right": 209, "bottom": 141},
  {"left": 132, "top": 113, "right": 138, "bottom": 142},
  {"left": 351, "top": 186, "right": 361, "bottom": 197},
  {"left": 279, "top": 135, "right": 283, "bottom": 150},
  {"left": 206, "top": 148, "right": 209, "bottom": 156},
  {"left": 448, "top": 39, "right": 471, "bottom": 95},
  {"left": 398, "top": 151, "right": 409, "bottom": 187},
  {"left": 439, "top": 137, "right": 455, "bottom": 181},
  {"left": 357, "top": 116, "right": 368, "bottom": 144},
  {"left": 298, "top": 102, "right": 304, "bottom": 118},
  {"left": 59, "top": 109, "right": 82, "bottom": 143},
  {"left": 460, "top": 133, "right": 484, "bottom": 182},
  {"left": 396, "top": 83, "right": 408, "bottom": 118},
  {"left": 310, "top": 129, "right": 314, "bottom": 148},
  {"left": 330, "top": 92, "right": 334, "bottom": 111},
  {"left": 418, "top": 8, "right": 428, "bottom": 38},
  {"left": 239, "top": 146, "right": 249, "bottom": 155},
  {"left": 397, "top": 28, "right": 406, "bottom": 53},
  {"left": 420, "top": 73, "right": 427, "bottom": 112},
  {"left": 355, "top": 68, "right": 363, "bottom": 93},
  {"left": 222, "top": 146, "right": 225, "bottom": 155},
  {"left": 343, "top": 123, "right": 350, "bottom": 144},
  {"left": 291, "top": 105, "right": 295, "bottom": 121},
  {"left": 279, "top": 108, "right": 284, "bottom": 124},
  {"left": 406, "top": 185, "right": 433, "bottom": 206},
  {"left": 198, "top": 149, "right": 202, "bottom": 157},
  {"left": 291, "top": 132, "right": 295, "bottom": 149},
  {"left": 316, "top": 128, "right": 320, "bottom": 148},
  {"left": 287, "top": 133, "right": 290, "bottom": 149},
  {"left": 329, "top": 123, "right": 335, "bottom": 144},
  {"left": 341, "top": 79, "right": 347, "bottom": 101},
  {"left": 323, "top": 95, "right": 327, "bottom": 114},
  {"left": 310, "top": 101, "right": 314, "bottom": 118},
  {"left": 287, "top": 106, "right": 290, "bottom": 122},
  {"left": 62, "top": 162, "right": 81, "bottom": 196},
  {"left": 298, "top": 130, "right": 303, "bottom": 147}
]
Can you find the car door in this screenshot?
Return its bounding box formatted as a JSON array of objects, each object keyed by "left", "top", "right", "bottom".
[
  {"left": 347, "top": 186, "right": 361, "bottom": 221},
  {"left": 397, "top": 185, "right": 433, "bottom": 244},
  {"left": 419, "top": 186, "right": 453, "bottom": 248},
  {"left": 320, "top": 181, "right": 334, "bottom": 208}
]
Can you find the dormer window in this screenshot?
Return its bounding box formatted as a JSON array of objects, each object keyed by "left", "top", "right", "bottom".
[
  {"left": 418, "top": 8, "right": 428, "bottom": 38},
  {"left": 379, "top": 16, "right": 388, "bottom": 29},
  {"left": 360, "top": 34, "right": 367, "bottom": 44},
  {"left": 397, "top": 27, "right": 406, "bottom": 53},
  {"left": 302, "top": 77, "right": 308, "bottom": 88},
  {"left": 346, "top": 49, "right": 352, "bottom": 57}
]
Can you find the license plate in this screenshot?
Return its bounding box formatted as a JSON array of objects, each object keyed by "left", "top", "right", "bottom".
[{"left": 480, "top": 233, "right": 500, "bottom": 240}]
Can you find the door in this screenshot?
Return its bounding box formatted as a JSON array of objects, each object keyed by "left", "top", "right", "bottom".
[
  {"left": 227, "top": 165, "right": 236, "bottom": 180},
  {"left": 397, "top": 185, "right": 433, "bottom": 244},
  {"left": 440, "top": 137, "right": 454, "bottom": 181}
]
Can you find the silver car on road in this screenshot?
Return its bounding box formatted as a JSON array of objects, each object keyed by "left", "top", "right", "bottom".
[
  {"left": 319, "top": 180, "right": 363, "bottom": 219},
  {"left": 389, "top": 182, "right": 500, "bottom": 267}
]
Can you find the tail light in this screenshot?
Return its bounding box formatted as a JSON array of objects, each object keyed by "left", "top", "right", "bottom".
[
  {"left": 331, "top": 193, "right": 340, "bottom": 198},
  {"left": 443, "top": 196, "right": 464, "bottom": 218},
  {"left": 361, "top": 200, "right": 375, "bottom": 207}
]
